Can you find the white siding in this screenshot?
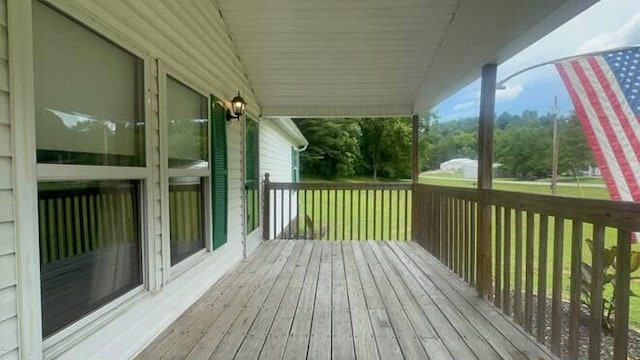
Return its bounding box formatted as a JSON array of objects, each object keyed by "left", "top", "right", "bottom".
[
  {"left": 260, "top": 119, "right": 299, "bottom": 240},
  {"left": 9, "top": 0, "right": 250, "bottom": 358},
  {"left": 0, "top": 0, "right": 19, "bottom": 358},
  {"left": 62, "top": 1, "right": 255, "bottom": 275}
]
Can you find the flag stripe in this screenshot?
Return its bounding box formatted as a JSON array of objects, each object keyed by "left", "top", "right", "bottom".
[
  {"left": 582, "top": 58, "right": 640, "bottom": 199},
  {"left": 570, "top": 59, "right": 636, "bottom": 200},
  {"left": 555, "top": 62, "right": 622, "bottom": 200}
]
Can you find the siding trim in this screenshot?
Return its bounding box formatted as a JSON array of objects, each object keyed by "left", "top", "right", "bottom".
[{"left": 7, "top": 0, "right": 43, "bottom": 358}]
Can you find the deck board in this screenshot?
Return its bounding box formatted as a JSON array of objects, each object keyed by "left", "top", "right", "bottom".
[{"left": 137, "top": 240, "right": 556, "bottom": 360}]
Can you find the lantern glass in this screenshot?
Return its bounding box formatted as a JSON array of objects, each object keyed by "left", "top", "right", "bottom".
[{"left": 231, "top": 93, "right": 246, "bottom": 116}]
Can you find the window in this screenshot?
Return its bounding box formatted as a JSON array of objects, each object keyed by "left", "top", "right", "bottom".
[
  {"left": 33, "top": 1, "right": 146, "bottom": 338},
  {"left": 245, "top": 117, "right": 259, "bottom": 234},
  {"left": 33, "top": 2, "right": 144, "bottom": 167},
  {"left": 164, "top": 76, "right": 209, "bottom": 265},
  {"left": 292, "top": 147, "right": 300, "bottom": 182}
]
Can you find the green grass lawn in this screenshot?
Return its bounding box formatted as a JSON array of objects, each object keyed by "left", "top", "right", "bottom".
[
  {"left": 420, "top": 176, "right": 610, "bottom": 199},
  {"left": 294, "top": 176, "right": 640, "bottom": 329}
]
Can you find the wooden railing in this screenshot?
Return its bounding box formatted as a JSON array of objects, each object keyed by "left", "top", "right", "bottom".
[
  {"left": 263, "top": 176, "right": 412, "bottom": 241},
  {"left": 414, "top": 184, "right": 478, "bottom": 285},
  {"left": 414, "top": 183, "right": 640, "bottom": 359}
]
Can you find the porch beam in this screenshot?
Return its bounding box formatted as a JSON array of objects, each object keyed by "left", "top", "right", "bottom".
[{"left": 476, "top": 64, "right": 497, "bottom": 299}]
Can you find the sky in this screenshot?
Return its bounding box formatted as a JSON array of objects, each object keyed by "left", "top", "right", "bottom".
[{"left": 434, "top": 0, "right": 640, "bottom": 122}]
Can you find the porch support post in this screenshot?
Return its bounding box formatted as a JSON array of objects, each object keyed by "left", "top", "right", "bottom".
[
  {"left": 411, "top": 114, "right": 419, "bottom": 242},
  {"left": 263, "top": 173, "right": 271, "bottom": 240},
  {"left": 476, "top": 64, "right": 497, "bottom": 299},
  {"left": 411, "top": 114, "right": 419, "bottom": 183}
]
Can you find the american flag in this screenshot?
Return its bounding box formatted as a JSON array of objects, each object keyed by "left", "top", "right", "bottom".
[{"left": 555, "top": 48, "right": 640, "bottom": 241}]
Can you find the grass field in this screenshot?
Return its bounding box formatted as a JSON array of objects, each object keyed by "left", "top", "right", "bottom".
[{"left": 296, "top": 176, "right": 640, "bottom": 329}]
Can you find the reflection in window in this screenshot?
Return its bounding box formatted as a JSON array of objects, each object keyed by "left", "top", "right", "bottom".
[
  {"left": 167, "top": 77, "right": 208, "bottom": 169},
  {"left": 38, "top": 181, "right": 142, "bottom": 337},
  {"left": 33, "top": 0, "right": 145, "bottom": 166},
  {"left": 169, "top": 178, "right": 205, "bottom": 265}
]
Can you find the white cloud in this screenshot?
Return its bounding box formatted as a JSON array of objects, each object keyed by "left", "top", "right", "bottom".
[
  {"left": 452, "top": 101, "right": 476, "bottom": 111},
  {"left": 577, "top": 12, "right": 640, "bottom": 53},
  {"left": 496, "top": 83, "right": 524, "bottom": 102}
]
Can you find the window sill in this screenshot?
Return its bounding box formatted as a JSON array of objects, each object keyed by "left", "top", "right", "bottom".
[
  {"left": 43, "top": 285, "right": 147, "bottom": 359},
  {"left": 170, "top": 248, "right": 209, "bottom": 281}
]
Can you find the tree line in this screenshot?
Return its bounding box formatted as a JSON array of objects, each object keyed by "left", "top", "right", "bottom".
[{"left": 294, "top": 110, "right": 594, "bottom": 180}]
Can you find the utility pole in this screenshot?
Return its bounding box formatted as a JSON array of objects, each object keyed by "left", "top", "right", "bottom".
[{"left": 551, "top": 95, "right": 560, "bottom": 195}]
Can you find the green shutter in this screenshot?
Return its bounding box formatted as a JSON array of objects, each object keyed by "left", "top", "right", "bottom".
[{"left": 211, "top": 96, "right": 227, "bottom": 249}]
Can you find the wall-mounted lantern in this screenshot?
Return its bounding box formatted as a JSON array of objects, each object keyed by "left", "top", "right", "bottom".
[{"left": 226, "top": 91, "right": 246, "bottom": 121}]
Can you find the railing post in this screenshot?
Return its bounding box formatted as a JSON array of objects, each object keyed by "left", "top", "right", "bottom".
[
  {"left": 263, "top": 173, "right": 271, "bottom": 240},
  {"left": 476, "top": 64, "right": 497, "bottom": 299},
  {"left": 411, "top": 114, "right": 419, "bottom": 242}
]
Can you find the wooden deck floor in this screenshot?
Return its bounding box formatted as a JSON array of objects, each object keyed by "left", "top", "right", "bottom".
[{"left": 137, "top": 240, "right": 555, "bottom": 359}]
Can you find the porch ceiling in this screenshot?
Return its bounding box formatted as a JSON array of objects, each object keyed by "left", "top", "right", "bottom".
[{"left": 217, "top": 0, "right": 597, "bottom": 118}]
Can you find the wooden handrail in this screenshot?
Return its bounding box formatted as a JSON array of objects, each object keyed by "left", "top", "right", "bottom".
[
  {"left": 269, "top": 182, "right": 411, "bottom": 191},
  {"left": 486, "top": 189, "right": 640, "bottom": 232}
]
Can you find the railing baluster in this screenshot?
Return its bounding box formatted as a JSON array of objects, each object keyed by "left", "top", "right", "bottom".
[
  {"left": 463, "top": 199, "right": 469, "bottom": 282},
  {"left": 372, "top": 189, "right": 377, "bottom": 240},
  {"left": 342, "top": 189, "right": 346, "bottom": 241},
  {"left": 404, "top": 189, "right": 409, "bottom": 241},
  {"left": 289, "top": 189, "right": 292, "bottom": 238},
  {"left": 319, "top": 190, "right": 323, "bottom": 240},
  {"left": 453, "top": 198, "right": 459, "bottom": 275},
  {"left": 589, "top": 224, "right": 605, "bottom": 360},
  {"left": 303, "top": 190, "right": 307, "bottom": 239},
  {"left": 525, "top": 211, "right": 535, "bottom": 333},
  {"left": 514, "top": 209, "right": 523, "bottom": 325},
  {"left": 388, "top": 190, "right": 392, "bottom": 240},
  {"left": 536, "top": 214, "right": 549, "bottom": 342},
  {"left": 495, "top": 205, "right": 502, "bottom": 308},
  {"left": 380, "top": 190, "right": 385, "bottom": 241},
  {"left": 395, "top": 189, "right": 400, "bottom": 241},
  {"left": 568, "top": 220, "right": 583, "bottom": 358},
  {"left": 614, "top": 229, "right": 631, "bottom": 360},
  {"left": 356, "top": 190, "right": 360, "bottom": 240},
  {"left": 551, "top": 216, "right": 564, "bottom": 355},
  {"left": 365, "top": 190, "right": 369, "bottom": 240},
  {"left": 456, "top": 198, "right": 462, "bottom": 275},
  {"left": 503, "top": 207, "right": 512, "bottom": 316},
  {"left": 470, "top": 200, "right": 476, "bottom": 285},
  {"left": 332, "top": 190, "right": 338, "bottom": 240}
]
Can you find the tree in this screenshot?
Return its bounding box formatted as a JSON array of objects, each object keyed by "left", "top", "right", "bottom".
[
  {"left": 294, "top": 119, "right": 361, "bottom": 179},
  {"left": 495, "top": 118, "right": 552, "bottom": 179},
  {"left": 558, "top": 113, "right": 595, "bottom": 177},
  {"left": 360, "top": 117, "right": 412, "bottom": 179}
]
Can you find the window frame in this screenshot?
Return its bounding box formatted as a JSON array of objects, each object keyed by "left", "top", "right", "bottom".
[
  {"left": 22, "top": 0, "right": 158, "bottom": 354},
  {"left": 158, "top": 62, "right": 212, "bottom": 281}
]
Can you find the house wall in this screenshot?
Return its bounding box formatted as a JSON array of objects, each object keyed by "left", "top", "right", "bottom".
[
  {"left": 4, "top": 0, "right": 257, "bottom": 358},
  {"left": 0, "top": 0, "right": 20, "bottom": 358},
  {"left": 260, "top": 118, "right": 299, "bottom": 240}
]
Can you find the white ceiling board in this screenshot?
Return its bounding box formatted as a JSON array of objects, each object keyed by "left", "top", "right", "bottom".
[{"left": 218, "top": 0, "right": 597, "bottom": 117}]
